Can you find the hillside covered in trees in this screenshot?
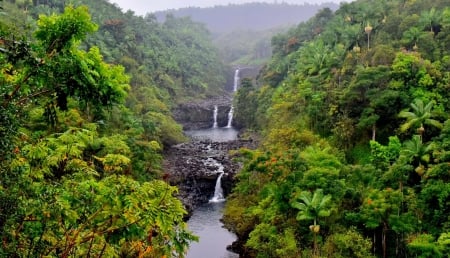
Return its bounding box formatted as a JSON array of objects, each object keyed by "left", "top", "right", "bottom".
[
  {"left": 0, "top": 0, "right": 226, "bottom": 256},
  {"left": 226, "top": 0, "right": 450, "bottom": 257}
]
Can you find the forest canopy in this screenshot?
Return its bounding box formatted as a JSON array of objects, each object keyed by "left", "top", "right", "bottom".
[
  {"left": 226, "top": 0, "right": 450, "bottom": 257},
  {"left": 0, "top": 0, "right": 228, "bottom": 256}
]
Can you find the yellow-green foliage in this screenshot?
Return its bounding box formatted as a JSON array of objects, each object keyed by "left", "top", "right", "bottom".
[
  {"left": 0, "top": 4, "right": 199, "bottom": 257},
  {"left": 322, "top": 228, "right": 374, "bottom": 258}
]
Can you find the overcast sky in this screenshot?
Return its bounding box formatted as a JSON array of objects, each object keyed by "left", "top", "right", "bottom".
[{"left": 108, "top": 0, "right": 348, "bottom": 15}]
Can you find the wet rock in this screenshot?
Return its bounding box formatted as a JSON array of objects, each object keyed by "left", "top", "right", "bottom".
[
  {"left": 172, "top": 95, "right": 233, "bottom": 130},
  {"left": 163, "top": 138, "right": 256, "bottom": 218}
]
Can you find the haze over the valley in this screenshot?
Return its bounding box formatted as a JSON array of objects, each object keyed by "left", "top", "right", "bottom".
[{"left": 109, "top": 0, "right": 350, "bottom": 15}]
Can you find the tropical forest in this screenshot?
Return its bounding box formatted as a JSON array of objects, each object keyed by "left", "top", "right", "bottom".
[{"left": 0, "top": 0, "right": 450, "bottom": 257}]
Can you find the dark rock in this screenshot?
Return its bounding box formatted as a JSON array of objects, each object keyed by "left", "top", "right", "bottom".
[
  {"left": 163, "top": 138, "right": 257, "bottom": 219},
  {"left": 172, "top": 95, "right": 233, "bottom": 130}
]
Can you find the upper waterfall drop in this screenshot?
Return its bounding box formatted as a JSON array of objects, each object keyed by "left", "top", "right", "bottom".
[
  {"left": 212, "top": 105, "right": 218, "bottom": 128},
  {"left": 233, "top": 69, "right": 240, "bottom": 92},
  {"left": 225, "top": 68, "right": 240, "bottom": 128}
]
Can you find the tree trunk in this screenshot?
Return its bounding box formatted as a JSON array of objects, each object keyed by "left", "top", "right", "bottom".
[
  {"left": 382, "top": 222, "right": 388, "bottom": 258},
  {"left": 313, "top": 219, "right": 318, "bottom": 257},
  {"left": 372, "top": 124, "right": 376, "bottom": 141},
  {"left": 314, "top": 232, "right": 317, "bottom": 257},
  {"left": 373, "top": 231, "right": 376, "bottom": 254}
]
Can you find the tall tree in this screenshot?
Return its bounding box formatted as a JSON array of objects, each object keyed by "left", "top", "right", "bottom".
[
  {"left": 399, "top": 99, "right": 443, "bottom": 141},
  {"left": 400, "top": 135, "right": 435, "bottom": 177},
  {"left": 0, "top": 5, "right": 129, "bottom": 156},
  {"left": 291, "top": 189, "right": 332, "bottom": 256},
  {"left": 419, "top": 7, "right": 442, "bottom": 34}
]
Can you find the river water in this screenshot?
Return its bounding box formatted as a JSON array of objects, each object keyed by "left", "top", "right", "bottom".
[
  {"left": 186, "top": 202, "right": 239, "bottom": 258},
  {"left": 185, "top": 127, "right": 239, "bottom": 258}
]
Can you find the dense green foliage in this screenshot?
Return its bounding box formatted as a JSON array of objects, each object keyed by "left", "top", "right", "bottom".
[
  {"left": 3, "top": 0, "right": 450, "bottom": 256},
  {"left": 0, "top": 0, "right": 230, "bottom": 256},
  {"left": 226, "top": 0, "right": 450, "bottom": 257}
]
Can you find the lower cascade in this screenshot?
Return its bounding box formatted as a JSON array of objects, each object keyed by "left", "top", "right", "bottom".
[
  {"left": 209, "top": 172, "right": 225, "bottom": 203},
  {"left": 181, "top": 134, "right": 241, "bottom": 258}
]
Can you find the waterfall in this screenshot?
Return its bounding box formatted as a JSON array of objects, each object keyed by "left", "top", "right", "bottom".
[
  {"left": 209, "top": 172, "right": 225, "bottom": 203},
  {"left": 212, "top": 105, "right": 218, "bottom": 128},
  {"left": 226, "top": 106, "right": 234, "bottom": 128},
  {"left": 206, "top": 157, "right": 226, "bottom": 203},
  {"left": 233, "top": 69, "right": 240, "bottom": 92},
  {"left": 225, "top": 69, "right": 239, "bottom": 128}
]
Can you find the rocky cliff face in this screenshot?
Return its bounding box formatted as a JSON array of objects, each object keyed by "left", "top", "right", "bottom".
[
  {"left": 172, "top": 66, "right": 261, "bottom": 130},
  {"left": 172, "top": 95, "right": 233, "bottom": 130}
]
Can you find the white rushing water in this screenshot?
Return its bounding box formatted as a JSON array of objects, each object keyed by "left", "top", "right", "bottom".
[
  {"left": 185, "top": 127, "right": 238, "bottom": 142},
  {"left": 213, "top": 105, "right": 218, "bottom": 128},
  {"left": 226, "top": 69, "right": 239, "bottom": 128},
  {"left": 209, "top": 172, "right": 225, "bottom": 203},
  {"left": 233, "top": 68, "right": 240, "bottom": 92},
  {"left": 205, "top": 157, "right": 225, "bottom": 203},
  {"left": 226, "top": 106, "right": 234, "bottom": 128}
]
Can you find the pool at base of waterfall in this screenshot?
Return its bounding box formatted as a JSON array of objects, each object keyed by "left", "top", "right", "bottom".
[
  {"left": 186, "top": 202, "right": 238, "bottom": 258},
  {"left": 185, "top": 127, "right": 238, "bottom": 142}
]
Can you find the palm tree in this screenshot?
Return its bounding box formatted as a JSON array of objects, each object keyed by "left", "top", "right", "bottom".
[
  {"left": 291, "top": 189, "right": 332, "bottom": 257},
  {"left": 365, "top": 22, "right": 373, "bottom": 50},
  {"left": 442, "top": 8, "right": 450, "bottom": 28},
  {"left": 419, "top": 8, "right": 442, "bottom": 34},
  {"left": 399, "top": 99, "right": 443, "bottom": 141},
  {"left": 400, "top": 135, "right": 435, "bottom": 176},
  {"left": 300, "top": 40, "right": 336, "bottom": 77},
  {"left": 402, "top": 27, "right": 425, "bottom": 50}
]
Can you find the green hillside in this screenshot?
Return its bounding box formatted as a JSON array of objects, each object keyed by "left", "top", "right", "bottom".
[
  {"left": 226, "top": 0, "right": 450, "bottom": 257},
  {"left": 0, "top": 0, "right": 225, "bottom": 256}
]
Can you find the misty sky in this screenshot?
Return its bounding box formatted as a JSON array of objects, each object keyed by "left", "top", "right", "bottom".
[{"left": 108, "top": 0, "right": 348, "bottom": 15}]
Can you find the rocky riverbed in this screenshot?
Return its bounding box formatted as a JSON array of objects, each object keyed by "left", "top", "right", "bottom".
[{"left": 163, "top": 138, "right": 256, "bottom": 217}]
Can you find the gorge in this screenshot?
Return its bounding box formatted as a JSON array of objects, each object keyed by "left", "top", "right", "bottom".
[
  {"left": 163, "top": 68, "right": 255, "bottom": 257},
  {"left": 3, "top": 1, "right": 450, "bottom": 257}
]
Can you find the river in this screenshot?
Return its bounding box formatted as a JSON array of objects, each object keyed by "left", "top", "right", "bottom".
[
  {"left": 184, "top": 127, "right": 240, "bottom": 258},
  {"left": 186, "top": 202, "right": 239, "bottom": 258},
  {"left": 184, "top": 67, "right": 241, "bottom": 257}
]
